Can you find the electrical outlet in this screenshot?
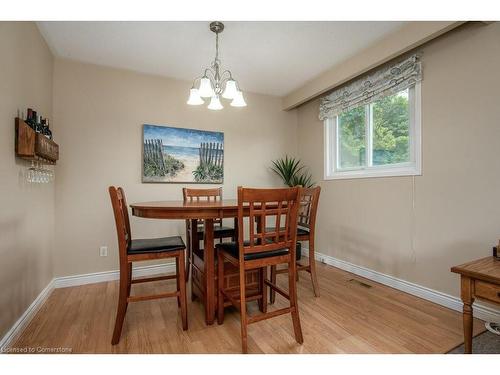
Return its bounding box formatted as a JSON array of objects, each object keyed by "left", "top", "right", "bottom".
[{"left": 99, "top": 246, "right": 108, "bottom": 257}]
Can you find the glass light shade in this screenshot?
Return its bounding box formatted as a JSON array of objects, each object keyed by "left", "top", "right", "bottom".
[
  {"left": 230, "top": 91, "right": 247, "bottom": 107},
  {"left": 187, "top": 88, "right": 204, "bottom": 105},
  {"left": 208, "top": 95, "right": 223, "bottom": 110},
  {"left": 198, "top": 77, "right": 215, "bottom": 97},
  {"left": 222, "top": 79, "right": 238, "bottom": 99}
]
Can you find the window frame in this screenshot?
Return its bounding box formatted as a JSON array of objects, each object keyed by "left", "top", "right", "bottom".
[{"left": 324, "top": 82, "right": 422, "bottom": 180}]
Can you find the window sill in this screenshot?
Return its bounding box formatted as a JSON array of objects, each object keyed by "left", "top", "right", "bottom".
[{"left": 324, "top": 165, "right": 421, "bottom": 180}]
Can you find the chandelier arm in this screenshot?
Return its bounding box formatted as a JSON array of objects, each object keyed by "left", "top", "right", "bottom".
[
  {"left": 220, "top": 70, "right": 233, "bottom": 81},
  {"left": 203, "top": 69, "right": 217, "bottom": 84},
  {"left": 191, "top": 76, "right": 202, "bottom": 88}
]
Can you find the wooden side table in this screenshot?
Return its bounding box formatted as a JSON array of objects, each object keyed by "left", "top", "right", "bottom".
[{"left": 451, "top": 256, "right": 500, "bottom": 353}]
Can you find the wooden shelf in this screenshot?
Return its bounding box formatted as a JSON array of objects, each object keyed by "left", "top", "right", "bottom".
[{"left": 15, "top": 117, "right": 59, "bottom": 165}]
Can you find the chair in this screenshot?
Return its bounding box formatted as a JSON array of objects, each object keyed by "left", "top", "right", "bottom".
[
  {"left": 109, "top": 186, "right": 188, "bottom": 345},
  {"left": 183, "top": 187, "right": 236, "bottom": 281},
  {"left": 270, "top": 186, "right": 321, "bottom": 302},
  {"left": 216, "top": 186, "right": 303, "bottom": 353}
]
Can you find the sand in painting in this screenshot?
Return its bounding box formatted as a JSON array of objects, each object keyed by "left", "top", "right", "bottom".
[{"left": 164, "top": 145, "right": 199, "bottom": 183}]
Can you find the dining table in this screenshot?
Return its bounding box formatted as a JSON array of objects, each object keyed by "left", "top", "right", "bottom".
[{"left": 130, "top": 199, "right": 245, "bottom": 325}]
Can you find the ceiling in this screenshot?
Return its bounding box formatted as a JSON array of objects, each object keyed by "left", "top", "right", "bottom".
[{"left": 37, "top": 21, "right": 406, "bottom": 97}]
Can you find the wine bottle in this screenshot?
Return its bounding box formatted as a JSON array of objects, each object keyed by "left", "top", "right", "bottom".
[
  {"left": 26, "top": 108, "right": 35, "bottom": 130},
  {"left": 36, "top": 115, "right": 42, "bottom": 134},
  {"left": 32, "top": 111, "right": 38, "bottom": 132},
  {"left": 46, "top": 119, "right": 53, "bottom": 140},
  {"left": 41, "top": 118, "right": 47, "bottom": 137}
]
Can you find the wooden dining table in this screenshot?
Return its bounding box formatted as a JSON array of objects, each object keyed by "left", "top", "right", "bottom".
[{"left": 130, "top": 199, "right": 244, "bottom": 325}]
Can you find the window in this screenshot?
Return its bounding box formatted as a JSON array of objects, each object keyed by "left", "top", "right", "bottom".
[{"left": 324, "top": 83, "right": 421, "bottom": 180}]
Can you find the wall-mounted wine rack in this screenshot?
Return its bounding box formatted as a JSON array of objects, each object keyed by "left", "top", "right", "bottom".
[{"left": 15, "top": 117, "right": 59, "bottom": 164}]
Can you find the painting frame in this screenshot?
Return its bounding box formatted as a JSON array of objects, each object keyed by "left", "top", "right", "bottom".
[{"left": 142, "top": 124, "right": 224, "bottom": 184}]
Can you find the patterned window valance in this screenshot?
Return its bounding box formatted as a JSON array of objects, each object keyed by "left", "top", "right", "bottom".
[{"left": 319, "top": 54, "right": 422, "bottom": 120}]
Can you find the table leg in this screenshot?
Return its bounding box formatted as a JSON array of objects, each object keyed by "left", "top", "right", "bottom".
[
  {"left": 204, "top": 218, "right": 215, "bottom": 325},
  {"left": 461, "top": 276, "right": 474, "bottom": 354},
  {"left": 189, "top": 219, "right": 198, "bottom": 302}
]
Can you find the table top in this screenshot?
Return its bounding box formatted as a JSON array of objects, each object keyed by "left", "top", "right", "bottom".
[
  {"left": 130, "top": 199, "right": 239, "bottom": 210},
  {"left": 451, "top": 256, "right": 500, "bottom": 284}
]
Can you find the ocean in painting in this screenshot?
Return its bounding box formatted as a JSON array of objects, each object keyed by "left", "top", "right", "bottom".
[
  {"left": 163, "top": 145, "right": 200, "bottom": 159},
  {"left": 142, "top": 124, "right": 224, "bottom": 183}
]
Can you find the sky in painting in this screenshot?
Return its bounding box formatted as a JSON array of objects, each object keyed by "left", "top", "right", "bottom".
[{"left": 143, "top": 124, "right": 223, "bottom": 148}]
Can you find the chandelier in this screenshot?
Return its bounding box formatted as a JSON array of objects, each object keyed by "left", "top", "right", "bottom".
[{"left": 187, "top": 21, "right": 246, "bottom": 110}]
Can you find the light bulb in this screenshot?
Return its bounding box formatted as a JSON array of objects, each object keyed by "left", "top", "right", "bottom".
[
  {"left": 208, "top": 95, "right": 223, "bottom": 110},
  {"left": 230, "top": 91, "right": 247, "bottom": 107},
  {"left": 222, "top": 79, "right": 238, "bottom": 99},
  {"left": 187, "top": 88, "right": 204, "bottom": 105},
  {"left": 198, "top": 77, "right": 215, "bottom": 98}
]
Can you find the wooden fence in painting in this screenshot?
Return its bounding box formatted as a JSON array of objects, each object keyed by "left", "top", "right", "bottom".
[
  {"left": 199, "top": 142, "right": 223, "bottom": 168},
  {"left": 144, "top": 139, "right": 166, "bottom": 175}
]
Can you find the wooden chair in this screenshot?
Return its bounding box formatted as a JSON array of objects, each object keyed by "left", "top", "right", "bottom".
[
  {"left": 109, "top": 186, "right": 187, "bottom": 345},
  {"left": 270, "top": 186, "right": 321, "bottom": 302},
  {"left": 183, "top": 187, "right": 236, "bottom": 281},
  {"left": 216, "top": 186, "right": 303, "bottom": 353}
]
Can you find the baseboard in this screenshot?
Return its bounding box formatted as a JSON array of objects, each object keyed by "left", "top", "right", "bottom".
[
  {"left": 53, "top": 262, "right": 177, "bottom": 288},
  {"left": 303, "top": 248, "right": 500, "bottom": 323},
  {"left": 1, "top": 262, "right": 176, "bottom": 350},
  {"left": 0, "top": 279, "right": 55, "bottom": 351}
]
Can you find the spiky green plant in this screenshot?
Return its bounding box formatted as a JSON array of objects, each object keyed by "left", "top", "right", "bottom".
[
  {"left": 270, "top": 156, "right": 304, "bottom": 187},
  {"left": 270, "top": 156, "right": 315, "bottom": 187},
  {"left": 291, "top": 171, "right": 314, "bottom": 188}
]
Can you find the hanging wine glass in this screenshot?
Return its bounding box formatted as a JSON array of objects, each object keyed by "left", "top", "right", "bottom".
[{"left": 27, "top": 160, "right": 35, "bottom": 183}]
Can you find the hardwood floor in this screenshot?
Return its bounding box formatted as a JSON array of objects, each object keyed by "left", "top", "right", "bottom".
[{"left": 11, "top": 261, "right": 484, "bottom": 353}]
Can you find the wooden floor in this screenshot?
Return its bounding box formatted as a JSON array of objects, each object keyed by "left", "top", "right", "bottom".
[{"left": 12, "top": 261, "right": 484, "bottom": 353}]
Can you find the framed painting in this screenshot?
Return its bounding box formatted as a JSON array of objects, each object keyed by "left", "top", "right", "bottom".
[{"left": 142, "top": 124, "right": 224, "bottom": 184}]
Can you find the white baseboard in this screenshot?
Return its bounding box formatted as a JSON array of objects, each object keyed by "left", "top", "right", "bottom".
[
  {"left": 303, "top": 248, "right": 500, "bottom": 323},
  {"left": 0, "top": 279, "right": 55, "bottom": 351},
  {"left": 1, "top": 262, "right": 176, "bottom": 350},
  {"left": 53, "top": 262, "right": 176, "bottom": 288}
]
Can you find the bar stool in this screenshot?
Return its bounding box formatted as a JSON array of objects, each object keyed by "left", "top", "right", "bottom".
[
  {"left": 109, "top": 186, "right": 188, "bottom": 345},
  {"left": 270, "top": 186, "right": 321, "bottom": 302},
  {"left": 216, "top": 186, "right": 303, "bottom": 353}
]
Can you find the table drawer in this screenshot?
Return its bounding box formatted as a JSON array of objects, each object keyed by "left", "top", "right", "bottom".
[{"left": 475, "top": 280, "right": 500, "bottom": 303}]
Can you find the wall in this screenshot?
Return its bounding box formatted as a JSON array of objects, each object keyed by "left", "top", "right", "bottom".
[
  {"left": 52, "top": 59, "right": 298, "bottom": 277},
  {"left": 296, "top": 22, "right": 500, "bottom": 297},
  {"left": 0, "top": 22, "right": 54, "bottom": 338}
]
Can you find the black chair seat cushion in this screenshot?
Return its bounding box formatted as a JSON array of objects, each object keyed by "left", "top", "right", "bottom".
[
  {"left": 128, "top": 235, "right": 185, "bottom": 254},
  {"left": 197, "top": 225, "right": 235, "bottom": 238},
  {"left": 265, "top": 226, "right": 309, "bottom": 236},
  {"left": 216, "top": 241, "right": 289, "bottom": 261}
]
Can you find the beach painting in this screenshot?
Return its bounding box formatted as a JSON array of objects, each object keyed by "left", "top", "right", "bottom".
[{"left": 142, "top": 124, "right": 224, "bottom": 183}]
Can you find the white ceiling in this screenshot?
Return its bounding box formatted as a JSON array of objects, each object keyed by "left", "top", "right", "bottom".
[{"left": 37, "top": 21, "right": 406, "bottom": 97}]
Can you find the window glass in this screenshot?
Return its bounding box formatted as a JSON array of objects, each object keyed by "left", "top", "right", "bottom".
[
  {"left": 338, "top": 106, "right": 366, "bottom": 170},
  {"left": 372, "top": 89, "right": 410, "bottom": 166}
]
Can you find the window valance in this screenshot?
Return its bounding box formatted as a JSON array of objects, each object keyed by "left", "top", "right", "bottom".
[{"left": 319, "top": 54, "right": 422, "bottom": 120}]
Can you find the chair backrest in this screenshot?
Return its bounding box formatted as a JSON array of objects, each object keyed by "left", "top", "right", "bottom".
[
  {"left": 297, "top": 186, "right": 321, "bottom": 233},
  {"left": 183, "top": 187, "right": 223, "bottom": 202},
  {"left": 237, "top": 186, "right": 301, "bottom": 260},
  {"left": 109, "top": 186, "right": 131, "bottom": 263},
  {"left": 183, "top": 187, "right": 223, "bottom": 225}
]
